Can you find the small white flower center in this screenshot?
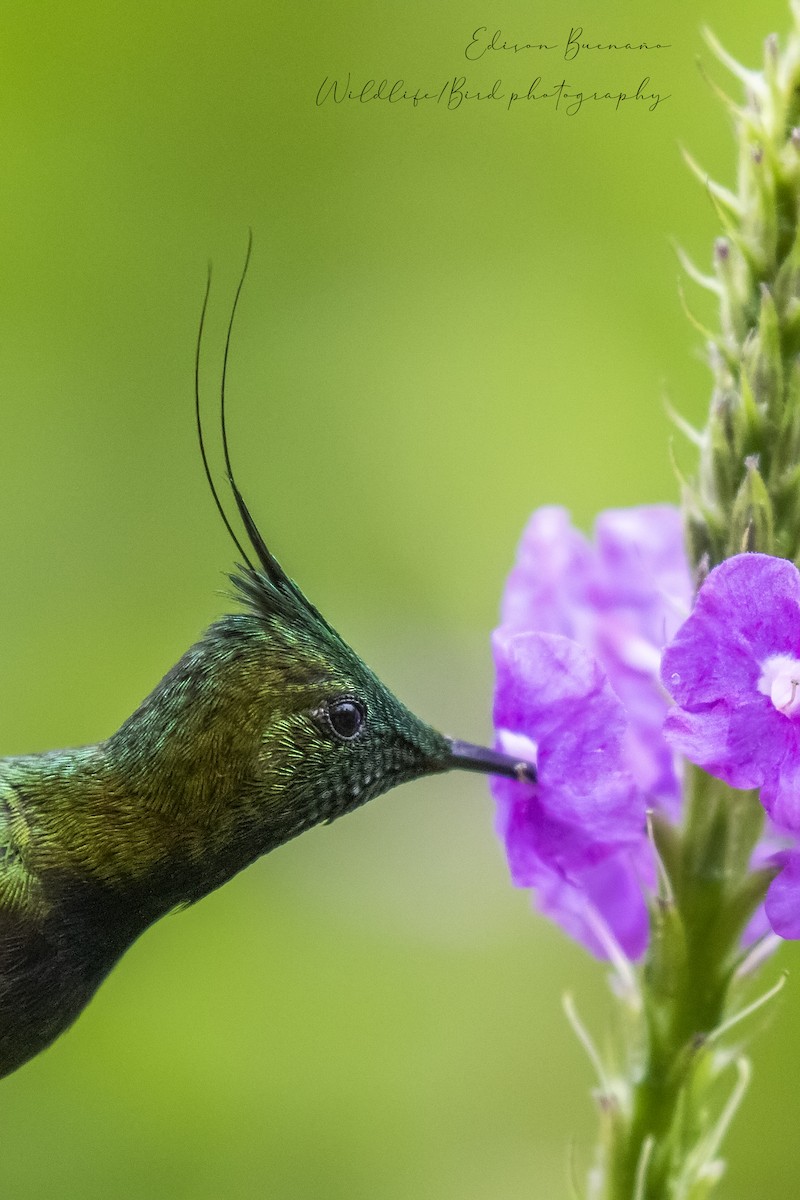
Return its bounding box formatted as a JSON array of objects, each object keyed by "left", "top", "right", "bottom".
[{"left": 758, "top": 654, "right": 800, "bottom": 716}]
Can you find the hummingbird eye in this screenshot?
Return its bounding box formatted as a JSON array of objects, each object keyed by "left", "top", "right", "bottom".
[{"left": 326, "top": 697, "right": 366, "bottom": 741}]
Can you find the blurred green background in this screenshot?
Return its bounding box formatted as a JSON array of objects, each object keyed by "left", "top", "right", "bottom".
[{"left": 0, "top": 1, "right": 795, "bottom": 1196}]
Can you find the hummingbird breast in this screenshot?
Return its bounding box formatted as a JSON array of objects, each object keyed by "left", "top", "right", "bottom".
[{"left": 0, "top": 869, "right": 158, "bottom": 1078}]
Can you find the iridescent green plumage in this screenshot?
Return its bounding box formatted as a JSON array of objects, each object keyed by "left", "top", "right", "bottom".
[{"left": 0, "top": 252, "right": 534, "bottom": 1078}]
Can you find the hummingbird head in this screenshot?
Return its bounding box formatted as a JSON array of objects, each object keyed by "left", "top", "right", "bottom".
[
  {"left": 219, "top": 550, "right": 533, "bottom": 849},
  {"left": 186, "top": 238, "right": 536, "bottom": 855}
]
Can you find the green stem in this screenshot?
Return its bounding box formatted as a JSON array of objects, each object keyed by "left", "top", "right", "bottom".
[{"left": 604, "top": 768, "right": 767, "bottom": 1199}]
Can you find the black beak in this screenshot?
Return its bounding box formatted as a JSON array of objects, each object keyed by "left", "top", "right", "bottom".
[{"left": 445, "top": 738, "right": 537, "bottom": 784}]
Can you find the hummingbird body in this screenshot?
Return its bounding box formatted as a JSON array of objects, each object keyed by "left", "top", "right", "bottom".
[
  {"left": 0, "top": 250, "right": 534, "bottom": 1078},
  {"left": 0, "top": 593, "right": 458, "bottom": 1076}
]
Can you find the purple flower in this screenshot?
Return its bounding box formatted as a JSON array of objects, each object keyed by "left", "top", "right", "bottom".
[
  {"left": 501, "top": 506, "right": 690, "bottom": 812},
  {"left": 492, "top": 629, "right": 651, "bottom": 960},
  {"left": 661, "top": 552, "right": 800, "bottom": 939},
  {"left": 491, "top": 504, "right": 689, "bottom": 961},
  {"left": 494, "top": 513, "right": 797, "bottom": 950},
  {"left": 662, "top": 554, "right": 800, "bottom": 830}
]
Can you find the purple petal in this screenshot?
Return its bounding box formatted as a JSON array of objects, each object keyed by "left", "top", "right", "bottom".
[
  {"left": 763, "top": 753, "right": 800, "bottom": 833},
  {"left": 663, "top": 705, "right": 769, "bottom": 791},
  {"left": 662, "top": 554, "right": 800, "bottom": 708},
  {"left": 529, "top": 844, "right": 653, "bottom": 961},
  {"left": 501, "top": 507, "right": 594, "bottom": 639},
  {"left": 603, "top": 650, "right": 682, "bottom": 811},
  {"left": 743, "top": 831, "right": 791, "bottom": 946},
  {"left": 493, "top": 775, "right": 609, "bottom": 881},
  {"left": 765, "top": 849, "right": 800, "bottom": 938},
  {"left": 493, "top": 629, "right": 622, "bottom": 749},
  {"left": 741, "top": 902, "right": 772, "bottom": 948},
  {"left": 593, "top": 506, "right": 690, "bottom": 625},
  {"left": 492, "top": 632, "right": 642, "bottom": 845}
]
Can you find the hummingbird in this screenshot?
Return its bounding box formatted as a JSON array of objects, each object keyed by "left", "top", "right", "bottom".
[{"left": 0, "top": 244, "right": 535, "bottom": 1079}]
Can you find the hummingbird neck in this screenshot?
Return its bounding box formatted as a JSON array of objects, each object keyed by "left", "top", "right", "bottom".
[
  {"left": 108, "top": 613, "right": 303, "bottom": 902},
  {"left": 7, "top": 614, "right": 299, "bottom": 918}
]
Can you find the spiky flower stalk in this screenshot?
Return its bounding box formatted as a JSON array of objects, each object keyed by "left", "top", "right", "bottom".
[
  {"left": 590, "top": 13, "right": 800, "bottom": 1198},
  {"left": 682, "top": 4, "right": 800, "bottom": 570}
]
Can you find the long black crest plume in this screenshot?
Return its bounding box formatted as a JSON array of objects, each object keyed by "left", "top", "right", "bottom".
[
  {"left": 194, "top": 234, "right": 333, "bottom": 631},
  {"left": 195, "top": 231, "right": 287, "bottom": 582},
  {"left": 216, "top": 232, "right": 292, "bottom": 591},
  {"left": 194, "top": 251, "right": 255, "bottom": 572}
]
